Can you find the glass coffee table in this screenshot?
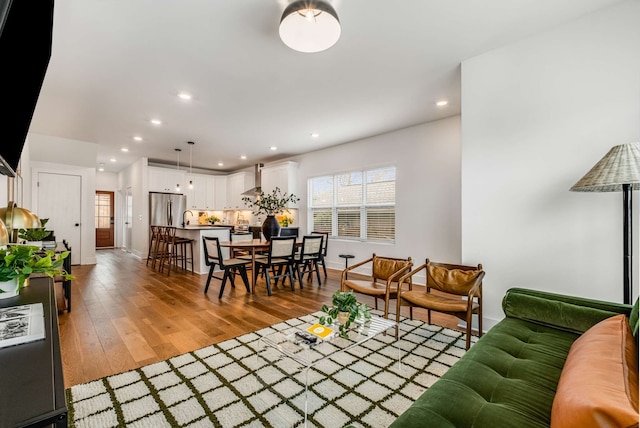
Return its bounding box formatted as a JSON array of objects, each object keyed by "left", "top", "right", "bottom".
[{"left": 258, "top": 315, "right": 398, "bottom": 426}]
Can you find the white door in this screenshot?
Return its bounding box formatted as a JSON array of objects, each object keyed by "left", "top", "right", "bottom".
[
  {"left": 37, "top": 172, "right": 82, "bottom": 264},
  {"left": 124, "top": 187, "right": 133, "bottom": 252}
]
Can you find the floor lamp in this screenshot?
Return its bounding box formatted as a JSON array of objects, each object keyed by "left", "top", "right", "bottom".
[{"left": 570, "top": 142, "right": 640, "bottom": 304}]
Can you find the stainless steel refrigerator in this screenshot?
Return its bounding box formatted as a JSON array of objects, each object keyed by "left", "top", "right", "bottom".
[{"left": 149, "top": 192, "right": 186, "bottom": 226}]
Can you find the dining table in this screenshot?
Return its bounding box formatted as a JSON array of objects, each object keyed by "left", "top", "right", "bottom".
[{"left": 219, "top": 238, "right": 302, "bottom": 293}]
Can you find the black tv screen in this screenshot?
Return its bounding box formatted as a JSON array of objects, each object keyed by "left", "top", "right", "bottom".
[{"left": 0, "top": 0, "right": 53, "bottom": 177}]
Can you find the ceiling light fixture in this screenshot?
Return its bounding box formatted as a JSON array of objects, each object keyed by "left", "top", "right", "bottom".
[
  {"left": 187, "top": 141, "right": 194, "bottom": 189},
  {"left": 270, "top": 146, "right": 277, "bottom": 151},
  {"left": 311, "top": 132, "right": 320, "bottom": 138},
  {"left": 240, "top": 155, "right": 247, "bottom": 160},
  {"left": 121, "top": 148, "right": 129, "bottom": 152},
  {"left": 150, "top": 118, "right": 162, "bottom": 125},
  {"left": 178, "top": 92, "right": 192, "bottom": 100},
  {"left": 279, "top": 0, "right": 341, "bottom": 53},
  {"left": 436, "top": 100, "right": 448, "bottom": 107},
  {"left": 175, "top": 148, "right": 182, "bottom": 192},
  {"left": 133, "top": 136, "right": 143, "bottom": 142},
  {"left": 110, "top": 158, "right": 116, "bottom": 162},
  {"left": 218, "top": 162, "right": 224, "bottom": 167},
  {"left": 98, "top": 162, "right": 105, "bottom": 172}
]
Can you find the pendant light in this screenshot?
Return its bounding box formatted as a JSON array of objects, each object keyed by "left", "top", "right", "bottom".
[
  {"left": 187, "top": 141, "right": 194, "bottom": 189},
  {"left": 279, "top": 0, "right": 341, "bottom": 53},
  {"left": 175, "top": 148, "right": 181, "bottom": 192}
]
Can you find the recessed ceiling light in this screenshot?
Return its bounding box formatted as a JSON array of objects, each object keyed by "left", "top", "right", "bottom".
[
  {"left": 110, "top": 158, "right": 116, "bottom": 162},
  {"left": 133, "top": 136, "right": 143, "bottom": 142},
  {"left": 436, "top": 100, "right": 448, "bottom": 107},
  {"left": 218, "top": 162, "right": 224, "bottom": 167},
  {"left": 150, "top": 118, "right": 162, "bottom": 125},
  {"left": 178, "top": 92, "right": 192, "bottom": 100},
  {"left": 240, "top": 155, "right": 247, "bottom": 160},
  {"left": 98, "top": 167, "right": 104, "bottom": 172},
  {"left": 121, "top": 148, "right": 129, "bottom": 152},
  {"left": 270, "top": 146, "right": 277, "bottom": 151},
  {"left": 311, "top": 133, "right": 320, "bottom": 138}
]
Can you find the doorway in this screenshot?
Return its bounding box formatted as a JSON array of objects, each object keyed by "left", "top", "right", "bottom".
[
  {"left": 124, "top": 187, "right": 133, "bottom": 253},
  {"left": 37, "top": 172, "right": 82, "bottom": 265},
  {"left": 95, "top": 191, "right": 114, "bottom": 248}
]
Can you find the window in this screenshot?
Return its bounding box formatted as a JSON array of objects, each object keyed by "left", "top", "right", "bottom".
[{"left": 308, "top": 166, "right": 396, "bottom": 242}]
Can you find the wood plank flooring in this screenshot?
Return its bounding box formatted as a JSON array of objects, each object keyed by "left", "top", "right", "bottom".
[{"left": 58, "top": 249, "right": 460, "bottom": 388}]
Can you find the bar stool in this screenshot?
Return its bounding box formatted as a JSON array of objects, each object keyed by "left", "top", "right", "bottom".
[
  {"left": 147, "top": 225, "right": 161, "bottom": 267},
  {"left": 158, "top": 227, "right": 194, "bottom": 275}
]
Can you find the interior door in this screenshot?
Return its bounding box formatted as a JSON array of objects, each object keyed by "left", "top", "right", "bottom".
[
  {"left": 95, "top": 191, "right": 114, "bottom": 248},
  {"left": 37, "top": 172, "right": 81, "bottom": 264},
  {"left": 124, "top": 187, "right": 133, "bottom": 252}
]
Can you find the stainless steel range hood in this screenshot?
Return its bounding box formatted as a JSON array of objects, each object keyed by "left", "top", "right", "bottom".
[{"left": 241, "top": 163, "right": 264, "bottom": 196}]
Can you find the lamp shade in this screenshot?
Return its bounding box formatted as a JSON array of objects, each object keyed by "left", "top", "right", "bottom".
[
  {"left": 279, "top": 0, "right": 341, "bottom": 53},
  {"left": 0, "top": 219, "right": 8, "bottom": 246},
  {"left": 570, "top": 142, "right": 640, "bottom": 192}
]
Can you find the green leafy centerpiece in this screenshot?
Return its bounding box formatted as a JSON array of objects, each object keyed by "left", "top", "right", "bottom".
[
  {"left": 0, "top": 245, "right": 73, "bottom": 298},
  {"left": 242, "top": 187, "right": 299, "bottom": 241},
  {"left": 319, "top": 290, "right": 371, "bottom": 338}
]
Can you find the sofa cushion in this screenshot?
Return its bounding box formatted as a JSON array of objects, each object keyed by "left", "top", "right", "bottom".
[
  {"left": 551, "top": 314, "right": 639, "bottom": 428},
  {"left": 390, "top": 317, "right": 579, "bottom": 428}
]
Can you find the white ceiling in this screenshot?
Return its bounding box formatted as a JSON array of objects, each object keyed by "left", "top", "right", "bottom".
[{"left": 30, "top": 0, "right": 624, "bottom": 173}]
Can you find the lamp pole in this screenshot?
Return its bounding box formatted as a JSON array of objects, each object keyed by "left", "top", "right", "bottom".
[{"left": 623, "top": 183, "right": 632, "bottom": 304}]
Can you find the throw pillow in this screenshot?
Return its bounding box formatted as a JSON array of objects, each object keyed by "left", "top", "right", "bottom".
[{"left": 551, "top": 314, "right": 639, "bottom": 428}]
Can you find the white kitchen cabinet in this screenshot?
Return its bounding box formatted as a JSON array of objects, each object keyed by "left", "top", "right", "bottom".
[
  {"left": 185, "top": 174, "right": 207, "bottom": 209},
  {"left": 261, "top": 161, "right": 299, "bottom": 208},
  {"left": 149, "top": 167, "right": 186, "bottom": 193},
  {"left": 214, "top": 176, "right": 227, "bottom": 210},
  {"left": 226, "top": 172, "right": 253, "bottom": 210},
  {"left": 185, "top": 174, "right": 222, "bottom": 210}
]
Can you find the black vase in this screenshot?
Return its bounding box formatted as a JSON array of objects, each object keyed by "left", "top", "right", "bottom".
[{"left": 261, "top": 215, "right": 281, "bottom": 241}]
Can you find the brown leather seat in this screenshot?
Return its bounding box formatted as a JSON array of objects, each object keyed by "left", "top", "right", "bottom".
[
  {"left": 341, "top": 253, "right": 412, "bottom": 318},
  {"left": 396, "top": 258, "right": 485, "bottom": 350}
]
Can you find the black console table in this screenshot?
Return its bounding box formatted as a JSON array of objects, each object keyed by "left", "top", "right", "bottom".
[{"left": 0, "top": 277, "right": 67, "bottom": 427}]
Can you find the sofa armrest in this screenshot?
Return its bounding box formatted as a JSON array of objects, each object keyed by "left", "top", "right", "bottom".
[{"left": 502, "top": 288, "right": 633, "bottom": 335}]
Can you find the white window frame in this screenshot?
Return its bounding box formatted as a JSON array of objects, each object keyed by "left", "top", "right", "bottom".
[{"left": 308, "top": 166, "right": 396, "bottom": 243}]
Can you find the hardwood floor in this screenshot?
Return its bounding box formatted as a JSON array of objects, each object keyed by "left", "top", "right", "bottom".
[{"left": 59, "top": 249, "right": 460, "bottom": 388}]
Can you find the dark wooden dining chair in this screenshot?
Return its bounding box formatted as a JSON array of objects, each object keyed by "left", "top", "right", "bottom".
[
  {"left": 202, "top": 236, "right": 250, "bottom": 298},
  {"left": 311, "top": 231, "right": 329, "bottom": 277},
  {"left": 254, "top": 236, "right": 297, "bottom": 296},
  {"left": 294, "top": 235, "right": 323, "bottom": 286}
]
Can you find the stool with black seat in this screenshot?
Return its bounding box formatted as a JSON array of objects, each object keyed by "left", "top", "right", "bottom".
[{"left": 202, "top": 236, "right": 251, "bottom": 298}]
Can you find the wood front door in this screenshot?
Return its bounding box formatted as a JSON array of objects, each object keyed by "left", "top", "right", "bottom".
[{"left": 95, "top": 191, "right": 114, "bottom": 248}]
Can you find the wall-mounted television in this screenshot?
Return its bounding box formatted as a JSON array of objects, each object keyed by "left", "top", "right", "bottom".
[{"left": 0, "top": 0, "right": 53, "bottom": 177}]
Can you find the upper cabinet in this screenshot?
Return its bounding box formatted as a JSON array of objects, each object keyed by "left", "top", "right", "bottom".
[
  {"left": 185, "top": 174, "right": 224, "bottom": 210},
  {"left": 261, "top": 161, "right": 299, "bottom": 208},
  {"left": 214, "top": 176, "right": 227, "bottom": 210},
  {"left": 226, "top": 171, "right": 253, "bottom": 210},
  {"left": 149, "top": 167, "right": 186, "bottom": 193}
]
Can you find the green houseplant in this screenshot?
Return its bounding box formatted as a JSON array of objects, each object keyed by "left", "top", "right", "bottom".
[
  {"left": 242, "top": 187, "right": 299, "bottom": 241},
  {"left": 18, "top": 217, "right": 51, "bottom": 244},
  {"left": 0, "top": 245, "right": 73, "bottom": 298},
  {"left": 319, "top": 290, "right": 371, "bottom": 338},
  {"left": 208, "top": 215, "right": 221, "bottom": 224}
]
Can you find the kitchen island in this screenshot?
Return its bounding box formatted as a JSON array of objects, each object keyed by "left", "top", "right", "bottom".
[{"left": 174, "top": 226, "right": 232, "bottom": 274}]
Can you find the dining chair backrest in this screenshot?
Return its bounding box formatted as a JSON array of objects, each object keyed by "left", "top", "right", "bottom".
[
  {"left": 231, "top": 233, "right": 253, "bottom": 243},
  {"left": 202, "top": 236, "right": 223, "bottom": 266},
  {"left": 269, "top": 236, "right": 296, "bottom": 260},
  {"left": 301, "top": 235, "right": 322, "bottom": 257},
  {"left": 279, "top": 227, "right": 299, "bottom": 237},
  {"left": 311, "top": 231, "right": 328, "bottom": 256}
]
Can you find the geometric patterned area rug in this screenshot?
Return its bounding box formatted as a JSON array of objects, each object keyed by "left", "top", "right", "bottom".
[{"left": 66, "top": 311, "right": 475, "bottom": 428}]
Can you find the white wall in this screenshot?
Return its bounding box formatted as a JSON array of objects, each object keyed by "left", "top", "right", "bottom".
[
  {"left": 29, "top": 133, "right": 99, "bottom": 167},
  {"left": 295, "top": 116, "right": 462, "bottom": 280},
  {"left": 118, "top": 157, "right": 148, "bottom": 258},
  {"left": 461, "top": 0, "right": 640, "bottom": 329}
]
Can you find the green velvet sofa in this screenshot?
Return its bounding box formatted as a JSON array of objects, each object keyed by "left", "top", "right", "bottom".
[{"left": 390, "top": 287, "right": 639, "bottom": 428}]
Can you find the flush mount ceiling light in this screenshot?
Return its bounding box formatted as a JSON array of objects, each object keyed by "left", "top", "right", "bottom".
[{"left": 279, "top": 0, "right": 341, "bottom": 53}]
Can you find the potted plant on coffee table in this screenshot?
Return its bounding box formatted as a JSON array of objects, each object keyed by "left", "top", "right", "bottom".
[
  {"left": 319, "top": 290, "right": 371, "bottom": 338},
  {"left": 242, "top": 187, "right": 299, "bottom": 241},
  {"left": 0, "top": 245, "right": 73, "bottom": 299}
]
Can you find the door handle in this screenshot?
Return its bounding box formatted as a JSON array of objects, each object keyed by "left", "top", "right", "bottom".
[{"left": 74, "top": 223, "right": 80, "bottom": 227}]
